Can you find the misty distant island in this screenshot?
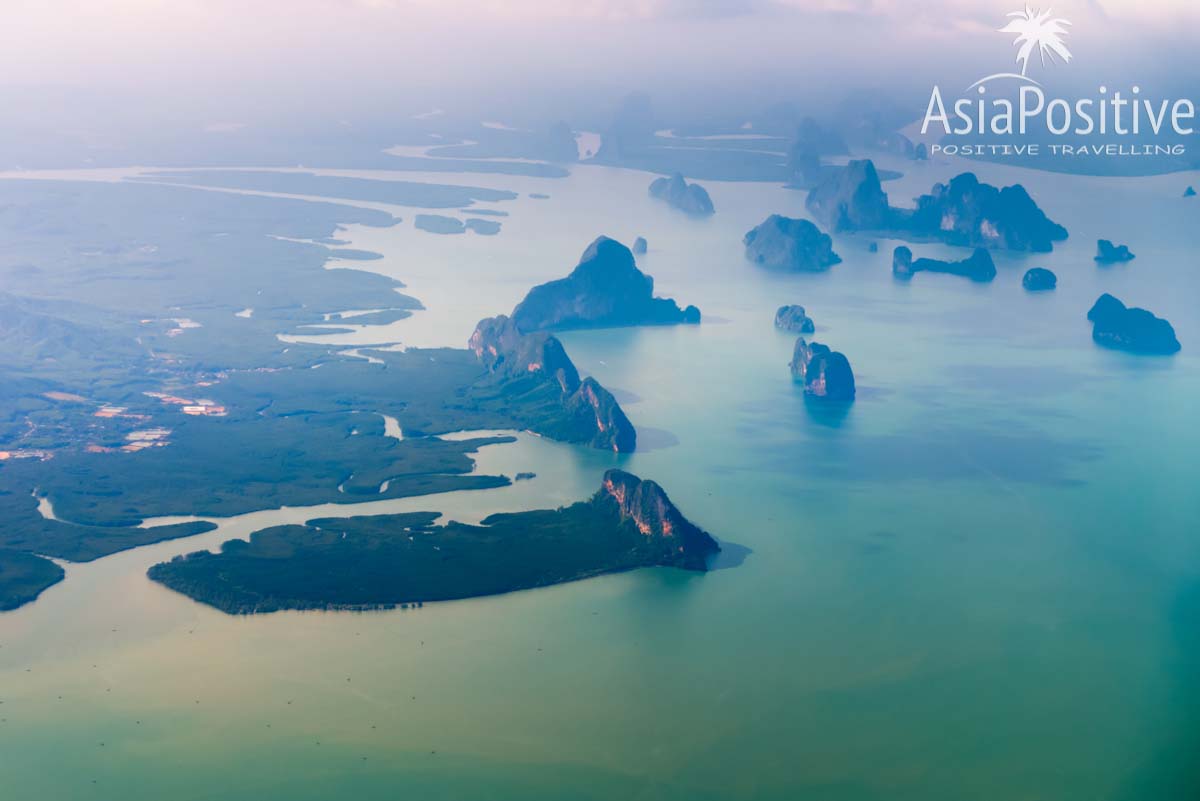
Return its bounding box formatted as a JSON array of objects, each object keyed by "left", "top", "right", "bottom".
[
  {"left": 414, "top": 214, "right": 502, "bottom": 235},
  {"left": 148, "top": 469, "right": 720, "bottom": 613},
  {"left": 648, "top": 173, "right": 715, "bottom": 216},
  {"left": 806, "top": 159, "right": 1068, "bottom": 252}
]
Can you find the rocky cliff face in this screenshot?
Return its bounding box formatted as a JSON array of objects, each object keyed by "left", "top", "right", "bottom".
[
  {"left": 892, "top": 246, "right": 996, "bottom": 282},
  {"left": 648, "top": 173, "right": 715, "bottom": 217},
  {"left": 908, "top": 172, "right": 1067, "bottom": 252},
  {"left": 805, "top": 159, "right": 893, "bottom": 232},
  {"left": 744, "top": 215, "right": 841, "bottom": 272},
  {"left": 510, "top": 236, "right": 700, "bottom": 332},
  {"left": 597, "top": 469, "right": 720, "bottom": 570},
  {"left": 1087, "top": 294, "right": 1180, "bottom": 354},
  {"left": 470, "top": 314, "right": 637, "bottom": 451},
  {"left": 470, "top": 314, "right": 579, "bottom": 388},
  {"left": 789, "top": 338, "right": 856, "bottom": 401},
  {"left": 564, "top": 378, "right": 637, "bottom": 452}
]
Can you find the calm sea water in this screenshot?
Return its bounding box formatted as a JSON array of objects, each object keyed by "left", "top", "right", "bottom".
[{"left": 1, "top": 155, "right": 1198, "bottom": 800}]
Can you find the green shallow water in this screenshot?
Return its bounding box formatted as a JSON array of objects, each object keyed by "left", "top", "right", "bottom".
[{"left": 1, "top": 157, "right": 1198, "bottom": 800}]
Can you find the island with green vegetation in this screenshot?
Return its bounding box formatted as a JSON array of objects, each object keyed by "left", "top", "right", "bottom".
[
  {"left": 0, "top": 177, "right": 656, "bottom": 608},
  {"left": 148, "top": 469, "right": 720, "bottom": 613},
  {"left": 510, "top": 236, "right": 700, "bottom": 332},
  {"left": 469, "top": 314, "right": 636, "bottom": 451},
  {"left": 0, "top": 549, "right": 66, "bottom": 610}
]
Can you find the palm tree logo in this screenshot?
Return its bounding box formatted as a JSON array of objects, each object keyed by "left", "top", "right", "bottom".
[
  {"left": 999, "top": 6, "right": 1072, "bottom": 77},
  {"left": 966, "top": 5, "right": 1073, "bottom": 89}
]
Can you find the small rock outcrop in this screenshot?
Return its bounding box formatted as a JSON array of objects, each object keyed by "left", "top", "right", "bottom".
[
  {"left": 789, "top": 338, "right": 856, "bottom": 401},
  {"left": 632, "top": 236, "right": 648, "bottom": 254},
  {"left": 805, "top": 159, "right": 893, "bottom": 232},
  {"left": 648, "top": 173, "right": 714, "bottom": 217},
  {"left": 1095, "top": 239, "right": 1135, "bottom": 263},
  {"left": 892, "top": 246, "right": 996, "bottom": 282},
  {"left": 469, "top": 315, "right": 638, "bottom": 451},
  {"left": 510, "top": 236, "right": 699, "bottom": 332},
  {"left": 744, "top": 215, "right": 841, "bottom": 272},
  {"left": 598, "top": 469, "right": 720, "bottom": 570},
  {"left": 1086, "top": 294, "right": 1180, "bottom": 354},
  {"left": 774, "top": 305, "right": 815, "bottom": 334},
  {"left": 1022, "top": 267, "right": 1057, "bottom": 291}
]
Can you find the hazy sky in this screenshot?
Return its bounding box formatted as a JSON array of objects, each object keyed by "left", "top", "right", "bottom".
[
  {"left": 7, "top": 0, "right": 1196, "bottom": 85},
  {"left": 3, "top": 0, "right": 1197, "bottom": 141}
]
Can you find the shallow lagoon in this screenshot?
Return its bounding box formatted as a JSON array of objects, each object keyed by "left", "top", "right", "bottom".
[{"left": 1, "top": 155, "right": 1198, "bottom": 800}]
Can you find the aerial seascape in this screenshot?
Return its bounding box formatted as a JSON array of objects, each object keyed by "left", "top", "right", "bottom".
[{"left": 1, "top": 2, "right": 1199, "bottom": 799}]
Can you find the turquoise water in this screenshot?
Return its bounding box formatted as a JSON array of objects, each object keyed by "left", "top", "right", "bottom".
[{"left": 1, "top": 157, "right": 1198, "bottom": 799}]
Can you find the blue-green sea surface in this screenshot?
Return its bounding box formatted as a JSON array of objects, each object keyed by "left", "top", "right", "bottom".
[{"left": 1, "top": 156, "right": 1198, "bottom": 800}]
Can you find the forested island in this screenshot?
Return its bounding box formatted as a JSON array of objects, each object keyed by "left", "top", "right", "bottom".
[
  {"left": 0, "top": 548, "right": 65, "bottom": 610},
  {"left": 0, "top": 180, "right": 689, "bottom": 608},
  {"left": 148, "top": 470, "right": 720, "bottom": 613},
  {"left": 510, "top": 236, "right": 700, "bottom": 331}
]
